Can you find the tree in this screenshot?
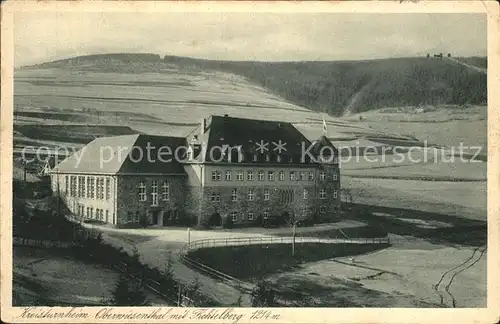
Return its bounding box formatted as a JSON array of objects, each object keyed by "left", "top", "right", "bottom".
[
  {"left": 251, "top": 280, "right": 276, "bottom": 307},
  {"left": 160, "top": 255, "right": 178, "bottom": 297},
  {"left": 110, "top": 273, "right": 149, "bottom": 306}
]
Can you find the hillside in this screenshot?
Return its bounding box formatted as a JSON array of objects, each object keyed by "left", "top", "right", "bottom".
[{"left": 22, "top": 53, "right": 487, "bottom": 116}]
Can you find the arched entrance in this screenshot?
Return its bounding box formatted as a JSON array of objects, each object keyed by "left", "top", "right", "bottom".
[{"left": 208, "top": 213, "right": 222, "bottom": 227}]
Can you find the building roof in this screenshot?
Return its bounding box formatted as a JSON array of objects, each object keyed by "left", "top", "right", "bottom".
[
  {"left": 195, "top": 115, "right": 336, "bottom": 165},
  {"left": 52, "top": 134, "right": 187, "bottom": 175}
]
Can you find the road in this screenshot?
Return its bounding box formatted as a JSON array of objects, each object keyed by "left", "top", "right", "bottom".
[{"left": 69, "top": 218, "right": 365, "bottom": 306}]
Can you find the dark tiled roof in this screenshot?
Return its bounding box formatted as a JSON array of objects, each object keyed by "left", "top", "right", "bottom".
[
  {"left": 202, "top": 115, "right": 317, "bottom": 164},
  {"left": 52, "top": 134, "right": 187, "bottom": 174}
]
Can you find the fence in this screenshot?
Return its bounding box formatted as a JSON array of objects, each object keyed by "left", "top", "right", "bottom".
[
  {"left": 112, "top": 260, "right": 210, "bottom": 307},
  {"left": 179, "top": 234, "right": 391, "bottom": 303},
  {"left": 184, "top": 235, "right": 390, "bottom": 253},
  {"left": 13, "top": 236, "right": 81, "bottom": 249},
  {"left": 179, "top": 252, "right": 255, "bottom": 293}
]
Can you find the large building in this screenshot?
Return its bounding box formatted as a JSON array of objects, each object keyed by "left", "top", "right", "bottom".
[{"left": 50, "top": 115, "right": 341, "bottom": 227}]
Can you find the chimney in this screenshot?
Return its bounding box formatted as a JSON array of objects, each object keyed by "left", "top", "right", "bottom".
[{"left": 200, "top": 117, "right": 206, "bottom": 138}]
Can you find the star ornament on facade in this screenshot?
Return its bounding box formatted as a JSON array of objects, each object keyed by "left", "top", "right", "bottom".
[
  {"left": 272, "top": 140, "right": 287, "bottom": 153},
  {"left": 255, "top": 140, "right": 269, "bottom": 153}
]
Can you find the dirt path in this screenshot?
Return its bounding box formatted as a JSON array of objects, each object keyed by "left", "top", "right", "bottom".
[
  {"left": 433, "top": 245, "right": 487, "bottom": 307},
  {"left": 101, "top": 231, "right": 252, "bottom": 306},
  {"left": 445, "top": 57, "right": 487, "bottom": 74},
  {"left": 67, "top": 217, "right": 370, "bottom": 306}
]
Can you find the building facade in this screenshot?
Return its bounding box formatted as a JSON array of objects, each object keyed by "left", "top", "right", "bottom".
[{"left": 50, "top": 115, "right": 341, "bottom": 227}]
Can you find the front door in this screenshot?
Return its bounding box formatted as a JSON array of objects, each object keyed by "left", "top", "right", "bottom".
[
  {"left": 163, "top": 210, "right": 171, "bottom": 226},
  {"left": 157, "top": 211, "right": 164, "bottom": 226},
  {"left": 152, "top": 211, "right": 158, "bottom": 225}
]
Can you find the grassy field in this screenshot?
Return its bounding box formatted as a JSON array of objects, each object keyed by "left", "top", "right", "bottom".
[
  {"left": 267, "top": 237, "right": 485, "bottom": 307},
  {"left": 14, "top": 58, "right": 487, "bottom": 226},
  {"left": 341, "top": 177, "right": 486, "bottom": 221},
  {"left": 28, "top": 54, "right": 486, "bottom": 116},
  {"left": 13, "top": 246, "right": 167, "bottom": 306},
  {"left": 187, "top": 243, "right": 389, "bottom": 281}
]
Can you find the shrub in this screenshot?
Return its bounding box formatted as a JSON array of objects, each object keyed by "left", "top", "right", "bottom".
[
  {"left": 251, "top": 280, "right": 277, "bottom": 307},
  {"left": 223, "top": 216, "right": 233, "bottom": 229},
  {"left": 110, "top": 273, "right": 149, "bottom": 306}
]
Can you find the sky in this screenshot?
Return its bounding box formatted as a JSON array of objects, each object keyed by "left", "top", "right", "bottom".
[{"left": 14, "top": 12, "right": 487, "bottom": 67}]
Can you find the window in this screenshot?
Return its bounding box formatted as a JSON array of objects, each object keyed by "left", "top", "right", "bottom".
[
  {"left": 89, "top": 177, "right": 95, "bottom": 199},
  {"left": 264, "top": 189, "right": 270, "bottom": 201},
  {"left": 127, "top": 212, "right": 133, "bottom": 222},
  {"left": 162, "top": 181, "right": 169, "bottom": 201},
  {"left": 86, "top": 176, "right": 91, "bottom": 198},
  {"left": 263, "top": 208, "right": 270, "bottom": 218},
  {"left": 106, "top": 210, "right": 109, "bottom": 222},
  {"left": 279, "top": 171, "right": 285, "bottom": 181},
  {"left": 77, "top": 177, "right": 82, "bottom": 197},
  {"left": 82, "top": 177, "right": 86, "bottom": 198},
  {"left": 268, "top": 171, "right": 275, "bottom": 181},
  {"left": 289, "top": 156, "right": 293, "bottom": 163},
  {"left": 212, "top": 171, "right": 221, "bottom": 181},
  {"left": 320, "top": 172, "right": 326, "bottom": 181},
  {"left": 151, "top": 180, "right": 158, "bottom": 206},
  {"left": 308, "top": 171, "right": 314, "bottom": 181},
  {"left": 300, "top": 172, "right": 307, "bottom": 181},
  {"left": 225, "top": 171, "right": 232, "bottom": 181},
  {"left": 248, "top": 189, "right": 255, "bottom": 201},
  {"left": 253, "top": 154, "right": 258, "bottom": 162},
  {"left": 303, "top": 189, "right": 308, "bottom": 200},
  {"left": 90, "top": 207, "right": 94, "bottom": 219},
  {"left": 247, "top": 171, "right": 254, "bottom": 181},
  {"left": 333, "top": 190, "right": 338, "bottom": 199},
  {"left": 320, "top": 206, "right": 326, "bottom": 213},
  {"left": 258, "top": 170, "right": 265, "bottom": 181},
  {"left": 290, "top": 171, "right": 297, "bottom": 181},
  {"left": 231, "top": 189, "right": 238, "bottom": 202},
  {"left": 277, "top": 155, "right": 282, "bottom": 162},
  {"left": 211, "top": 193, "right": 220, "bottom": 202},
  {"left": 265, "top": 155, "right": 270, "bottom": 162},
  {"left": 248, "top": 212, "right": 254, "bottom": 221},
  {"left": 320, "top": 189, "right": 326, "bottom": 199},
  {"left": 97, "top": 178, "right": 104, "bottom": 200},
  {"left": 138, "top": 181, "right": 146, "bottom": 201},
  {"left": 333, "top": 172, "right": 338, "bottom": 181},
  {"left": 95, "top": 178, "right": 99, "bottom": 199},
  {"left": 231, "top": 212, "right": 238, "bottom": 222},
  {"left": 70, "top": 176, "right": 77, "bottom": 197},
  {"left": 105, "top": 178, "right": 110, "bottom": 200},
  {"left": 135, "top": 212, "right": 140, "bottom": 223},
  {"left": 65, "top": 176, "right": 68, "bottom": 193},
  {"left": 86, "top": 207, "right": 90, "bottom": 218},
  {"left": 236, "top": 171, "right": 244, "bottom": 181},
  {"left": 100, "top": 178, "right": 105, "bottom": 199}
]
